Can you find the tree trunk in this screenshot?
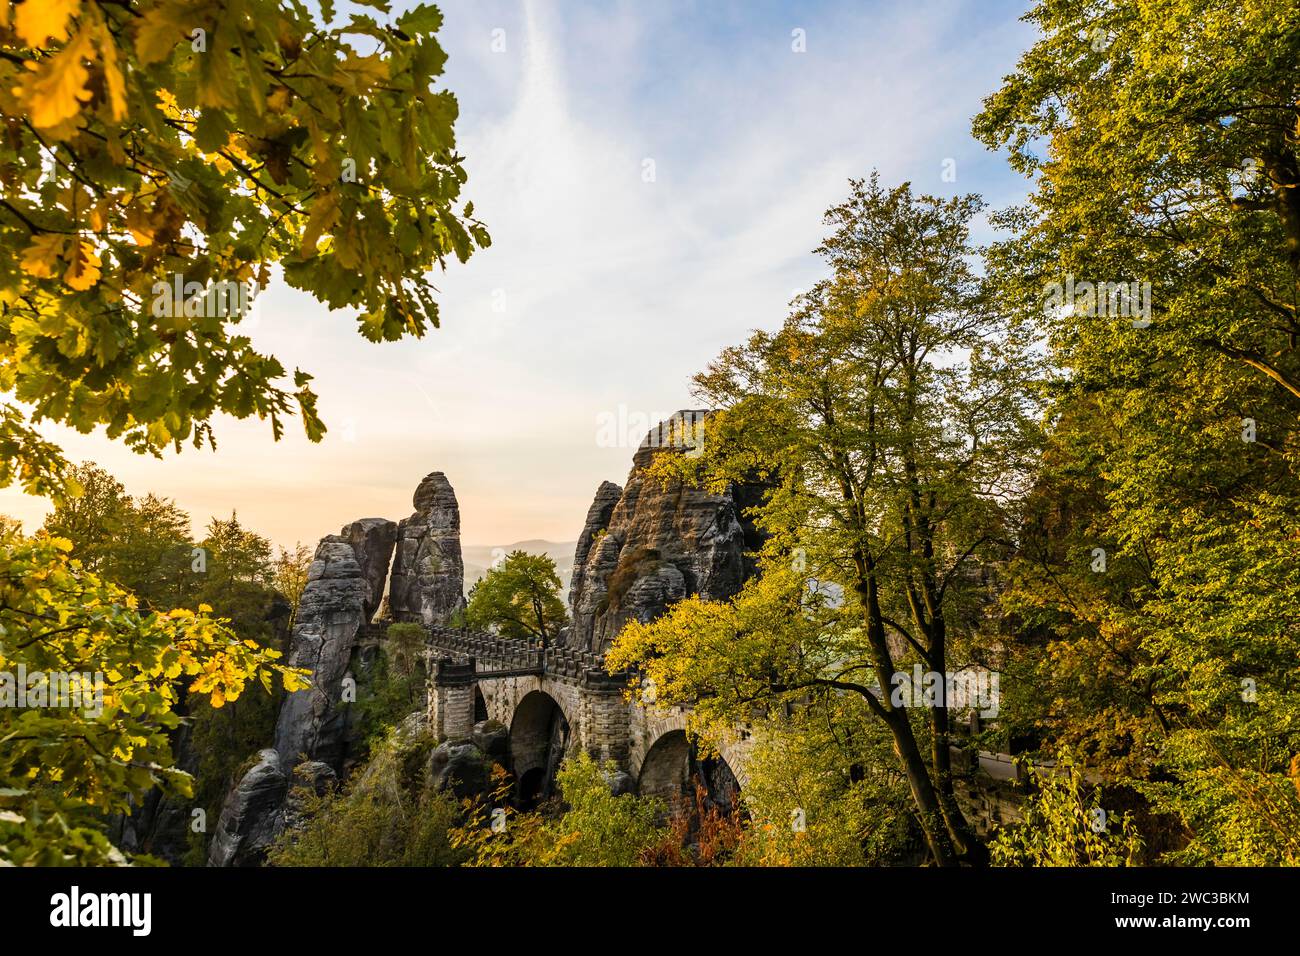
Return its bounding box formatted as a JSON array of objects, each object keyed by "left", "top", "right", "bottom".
[
  {"left": 856, "top": 560, "right": 960, "bottom": 866},
  {"left": 928, "top": 698, "right": 988, "bottom": 865}
]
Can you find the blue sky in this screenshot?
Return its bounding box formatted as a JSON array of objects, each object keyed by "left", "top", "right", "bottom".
[{"left": 2, "top": 0, "right": 1039, "bottom": 548}]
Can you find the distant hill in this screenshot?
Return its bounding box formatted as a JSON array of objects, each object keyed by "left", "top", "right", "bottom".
[{"left": 461, "top": 540, "right": 578, "bottom": 597}]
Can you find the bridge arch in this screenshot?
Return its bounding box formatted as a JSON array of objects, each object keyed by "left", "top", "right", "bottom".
[
  {"left": 509, "top": 689, "right": 571, "bottom": 809},
  {"left": 636, "top": 728, "right": 742, "bottom": 811},
  {"left": 638, "top": 729, "right": 692, "bottom": 800}
]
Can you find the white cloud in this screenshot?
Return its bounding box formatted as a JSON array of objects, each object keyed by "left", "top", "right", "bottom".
[{"left": 1, "top": 0, "right": 1035, "bottom": 548}]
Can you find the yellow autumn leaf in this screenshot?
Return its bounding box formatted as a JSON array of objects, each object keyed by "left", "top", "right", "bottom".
[
  {"left": 125, "top": 202, "right": 155, "bottom": 246},
  {"left": 155, "top": 87, "right": 182, "bottom": 119},
  {"left": 134, "top": 2, "right": 191, "bottom": 66},
  {"left": 20, "top": 233, "right": 66, "bottom": 279},
  {"left": 300, "top": 189, "right": 340, "bottom": 256},
  {"left": 63, "top": 237, "right": 101, "bottom": 290},
  {"left": 16, "top": 25, "right": 94, "bottom": 129},
  {"left": 97, "top": 21, "right": 126, "bottom": 120},
  {"left": 88, "top": 197, "right": 110, "bottom": 232},
  {"left": 266, "top": 85, "right": 292, "bottom": 113},
  {"left": 14, "top": 0, "right": 79, "bottom": 47},
  {"left": 337, "top": 52, "right": 389, "bottom": 91}
]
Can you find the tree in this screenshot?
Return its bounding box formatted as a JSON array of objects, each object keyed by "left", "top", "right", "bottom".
[
  {"left": 731, "top": 698, "right": 916, "bottom": 867},
  {"left": 609, "top": 174, "right": 1042, "bottom": 866},
  {"left": 199, "top": 511, "right": 272, "bottom": 588},
  {"left": 0, "top": 525, "right": 306, "bottom": 865},
  {"left": 972, "top": 0, "right": 1300, "bottom": 397},
  {"left": 40, "top": 461, "right": 133, "bottom": 573},
  {"left": 271, "top": 541, "right": 312, "bottom": 626},
  {"left": 0, "top": 0, "right": 489, "bottom": 498},
  {"left": 42, "top": 465, "right": 195, "bottom": 609},
  {"left": 974, "top": 0, "right": 1300, "bottom": 862},
  {"left": 0, "top": 1, "right": 486, "bottom": 864},
  {"left": 991, "top": 398, "right": 1169, "bottom": 784},
  {"left": 465, "top": 551, "right": 569, "bottom": 645},
  {"left": 103, "top": 493, "right": 194, "bottom": 609}
]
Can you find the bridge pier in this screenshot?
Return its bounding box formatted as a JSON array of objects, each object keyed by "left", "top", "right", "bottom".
[
  {"left": 579, "top": 669, "right": 630, "bottom": 769},
  {"left": 428, "top": 657, "right": 477, "bottom": 741}
]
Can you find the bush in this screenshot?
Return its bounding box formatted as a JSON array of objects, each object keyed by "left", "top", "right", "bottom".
[
  {"left": 452, "top": 752, "right": 669, "bottom": 867},
  {"left": 990, "top": 752, "right": 1143, "bottom": 867},
  {"left": 268, "top": 726, "right": 468, "bottom": 867},
  {"left": 354, "top": 622, "right": 429, "bottom": 749},
  {"left": 730, "top": 705, "right": 916, "bottom": 866}
]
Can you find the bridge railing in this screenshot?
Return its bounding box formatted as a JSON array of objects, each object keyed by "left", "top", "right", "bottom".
[{"left": 425, "top": 625, "right": 613, "bottom": 679}]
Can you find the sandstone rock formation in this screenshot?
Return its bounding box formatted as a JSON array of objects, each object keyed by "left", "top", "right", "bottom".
[
  {"left": 340, "top": 517, "right": 398, "bottom": 620},
  {"left": 472, "top": 719, "right": 511, "bottom": 765},
  {"left": 567, "top": 411, "right": 764, "bottom": 654},
  {"left": 208, "top": 753, "right": 344, "bottom": 867},
  {"left": 388, "top": 472, "right": 466, "bottom": 626},
  {"left": 210, "top": 476, "right": 454, "bottom": 866},
  {"left": 567, "top": 480, "right": 622, "bottom": 616},
  {"left": 427, "top": 740, "right": 494, "bottom": 801},
  {"left": 273, "top": 536, "right": 374, "bottom": 770},
  {"left": 207, "top": 749, "right": 288, "bottom": 868}
]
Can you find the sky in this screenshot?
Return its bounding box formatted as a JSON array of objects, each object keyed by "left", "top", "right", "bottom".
[{"left": 0, "top": 0, "right": 1038, "bottom": 550}]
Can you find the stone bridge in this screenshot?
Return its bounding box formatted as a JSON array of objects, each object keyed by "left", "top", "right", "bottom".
[{"left": 421, "top": 625, "right": 752, "bottom": 806}]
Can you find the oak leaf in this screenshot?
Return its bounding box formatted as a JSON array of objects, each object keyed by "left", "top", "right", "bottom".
[
  {"left": 63, "top": 237, "right": 101, "bottom": 290},
  {"left": 300, "top": 190, "right": 340, "bottom": 256},
  {"left": 97, "top": 22, "right": 127, "bottom": 120},
  {"left": 133, "top": 2, "right": 192, "bottom": 66},
  {"left": 19, "top": 234, "right": 66, "bottom": 279},
  {"left": 16, "top": 26, "right": 95, "bottom": 130},
  {"left": 14, "top": 0, "right": 80, "bottom": 48}
]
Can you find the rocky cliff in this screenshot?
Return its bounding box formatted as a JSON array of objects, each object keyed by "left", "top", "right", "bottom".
[
  {"left": 209, "top": 474, "right": 466, "bottom": 866},
  {"left": 566, "top": 411, "right": 765, "bottom": 654},
  {"left": 341, "top": 517, "right": 399, "bottom": 621},
  {"left": 567, "top": 480, "right": 623, "bottom": 616},
  {"left": 272, "top": 534, "right": 385, "bottom": 770},
  {"left": 387, "top": 472, "right": 467, "bottom": 625}
]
